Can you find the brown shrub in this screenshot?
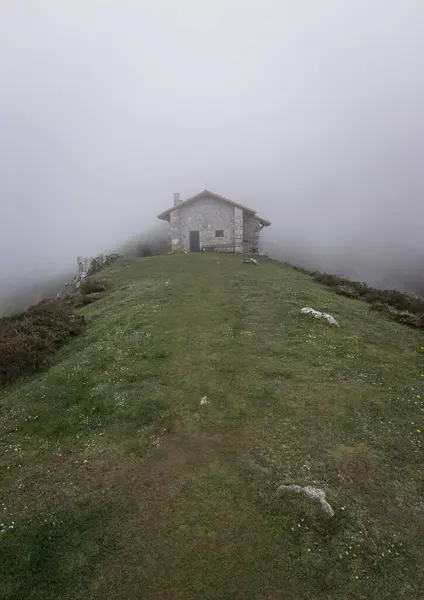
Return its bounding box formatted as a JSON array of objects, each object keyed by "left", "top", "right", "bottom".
[
  {"left": 312, "top": 271, "right": 424, "bottom": 325},
  {"left": 333, "top": 285, "right": 361, "bottom": 299},
  {"left": 58, "top": 278, "right": 107, "bottom": 308},
  {"left": 81, "top": 292, "right": 103, "bottom": 305},
  {"left": 284, "top": 262, "right": 314, "bottom": 276},
  {"left": 0, "top": 299, "right": 85, "bottom": 382},
  {"left": 121, "top": 233, "right": 169, "bottom": 258},
  {"left": 370, "top": 302, "right": 424, "bottom": 329},
  {"left": 312, "top": 272, "right": 367, "bottom": 294},
  {"left": 79, "top": 279, "right": 107, "bottom": 295}
]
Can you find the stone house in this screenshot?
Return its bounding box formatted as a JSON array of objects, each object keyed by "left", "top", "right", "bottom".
[{"left": 157, "top": 189, "right": 271, "bottom": 253}]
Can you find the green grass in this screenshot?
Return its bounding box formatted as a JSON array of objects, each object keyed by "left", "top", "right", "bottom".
[
  {"left": 0, "top": 501, "right": 118, "bottom": 600},
  {"left": 1, "top": 253, "right": 424, "bottom": 599}
]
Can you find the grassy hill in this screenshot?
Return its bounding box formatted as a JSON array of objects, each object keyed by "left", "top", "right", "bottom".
[{"left": 1, "top": 253, "right": 423, "bottom": 599}]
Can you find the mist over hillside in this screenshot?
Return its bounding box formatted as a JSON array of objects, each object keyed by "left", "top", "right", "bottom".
[
  {"left": 1, "top": 2, "right": 423, "bottom": 308},
  {"left": 262, "top": 236, "right": 424, "bottom": 296}
]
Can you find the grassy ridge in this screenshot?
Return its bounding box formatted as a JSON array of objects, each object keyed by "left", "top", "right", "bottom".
[{"left": 1, "top": 254, "right": 424, "bottom": 599}]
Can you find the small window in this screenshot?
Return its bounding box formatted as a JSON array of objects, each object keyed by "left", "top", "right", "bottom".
[{"left": 215, "top": 230, "right": 224, "bottom": 238}]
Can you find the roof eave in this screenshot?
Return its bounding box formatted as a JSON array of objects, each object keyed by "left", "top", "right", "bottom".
[
  {"left": 156, "top": 190, "right": 270, "bottom": 225},
  {"left": 252, "top": 215, "right": 271, "bottom": 226}
]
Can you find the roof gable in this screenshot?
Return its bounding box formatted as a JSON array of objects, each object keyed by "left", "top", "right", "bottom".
[{"left": 157, "top": 189, "right": 271, "bottom": 226}]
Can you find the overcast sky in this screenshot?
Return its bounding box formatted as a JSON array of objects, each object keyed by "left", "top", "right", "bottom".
[{"left": 1, "top": 1, "right": 423, "bottom": 293}]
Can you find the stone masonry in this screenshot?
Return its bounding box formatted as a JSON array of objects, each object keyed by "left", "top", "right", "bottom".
[
  {"left": 234, "top": 207, "right": 243, "bottom": 253},
  {"left": 170, "top": 195, "right": 238, "bottom": 252},
  {"left": 158, "top": 190, "right": 270, "bottom": 253},
  {"left": 243, "top": 215, "right": 261, "bottom": 253}
]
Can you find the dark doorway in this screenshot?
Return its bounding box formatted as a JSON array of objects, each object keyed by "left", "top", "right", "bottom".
[{"left": 189, "top": 230, "right": 200, "bottom": 252}]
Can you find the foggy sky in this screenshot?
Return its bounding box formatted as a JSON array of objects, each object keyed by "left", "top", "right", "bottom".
[{"left": 1, "top": 1, "right": 424, "bottom": 296}]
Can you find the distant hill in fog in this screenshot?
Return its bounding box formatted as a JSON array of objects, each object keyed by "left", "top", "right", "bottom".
[
  {"left": 0, "top": 272, "right": 73, "bottom": 316},
  {"left": 262, "top": 240, "right": 424, "bottom": 297},
  {"left": 0, "top": 227, "right": 169, "bottom": 317}
]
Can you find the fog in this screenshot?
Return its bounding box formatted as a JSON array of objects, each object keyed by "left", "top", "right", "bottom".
[{"left": 1, "top": 1, "right": 424, "bottom": 305}]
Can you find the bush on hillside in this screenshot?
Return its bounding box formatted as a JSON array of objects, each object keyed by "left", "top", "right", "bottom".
[
  {"left": 138, "top": 244, "right": 153, "bottom": 257},
  {"left": 333, "top": 285, "right": 361, "bottom": 299},
  {"left": 312, "top": 272, "right": 367, "bottom": 293},
  {"left": 311, "top": 271, "right": 424, "bottom": 319},
  {"left": 79, "top": 279, "right": 107, "bottom": 295},
  {"left": 0, "top": 299, "right": 86, "bottom": 382},
  {"left": 370, "top": 302, "right": 424, "bottom": 328},
  {"left": 135, "top": 239, "right": 169, "bottom": 257},
  {"left": 284, "top": 262, "right": 313, "bottom": 276},
  {"left": 80, "top": 292, "right": 103, "bottom": 305},
  {"left": 120, "top": 228, "right": 169, "bottom": 258},
  {"left": 59, "top": 281, "right": 107, "bottom": 308}
]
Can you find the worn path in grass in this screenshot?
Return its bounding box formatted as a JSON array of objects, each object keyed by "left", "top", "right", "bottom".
[{"left": 1, "top": 254, "right": 424, "bottom": 599}]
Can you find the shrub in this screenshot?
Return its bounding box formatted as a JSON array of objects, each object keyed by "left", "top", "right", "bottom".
[
  {"left": 58, "top": 279, "right": 107, "bottom": 308},
  {"left": 311, "top": 270, "right": 424, "bottom": 329},
  {"left": 81, "top": 293, "right": 103, "bottom": 305},
  {"left": 120, "top": 228, "right": 169, "bottom": 258},
  {"left": 284, "top": 262, "right": 313, "bottom": 276},
  {"left": 138, "top": 244, "right": 153, "bottom": 257},
  {"left": 0, "top": 299, "right": 85, "bottom": 382},
  {"left": 79, "top": 279, "right": 107, "bottom": 295},
  {"left": 333, "top": 285, "right": 361, "bottom": 299},
  {"left": 313, "top": 272, "right": 424, "bottom": 312},
  {"left": 370, "top": 302, "right": 424, "bottom": 329}
]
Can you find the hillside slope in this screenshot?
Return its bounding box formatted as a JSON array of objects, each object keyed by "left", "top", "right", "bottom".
[{"left": 1, "top": 254, "right": 424, "bottom": 599}]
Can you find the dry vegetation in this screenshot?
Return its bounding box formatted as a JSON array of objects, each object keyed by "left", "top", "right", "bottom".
[
  {"left": 120, "top": 229, "right": 169, "bottom": 258},
  {"left": 0, "top": 254, "right": 118, "bottom": 382},
  {"left": 307, "top": 270, "right": 424, "bottom": 329},
  {"left": 0, "top": 300, "right": 85, "bottom": 382}
]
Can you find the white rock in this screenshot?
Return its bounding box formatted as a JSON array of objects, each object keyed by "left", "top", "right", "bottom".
[
  {"left": 70, "top": 253, "right": 120, "bottom": 288},
  {"left": 300, "top": 307, "right": 339, "bottom": 327},
  {"left": 278, "top": 484, "right": 335, "bottom": 516},
  {"left": 200, "top": 396, "right": 210, "bottom": 406}
]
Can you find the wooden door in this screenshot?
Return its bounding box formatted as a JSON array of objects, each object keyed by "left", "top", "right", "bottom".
[{"left": 189, "top": 230, "right": 200, "bottom": 252}]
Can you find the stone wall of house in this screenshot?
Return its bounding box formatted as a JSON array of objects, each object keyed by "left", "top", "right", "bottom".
[
  {"left": 234, "top": 207, "right": 244, "bottom": 253},
  {"left": 243, "top": 216, "right": 261, "bottom": 253},
  {"left": 167, "top": 196, "right": 260, "bottom": 253},
  {"left": 173, "top": 196, "right": 237, "bottom": 251},
  {"left": 169, "top": 211, "right": 182, "bottom": 251}
]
